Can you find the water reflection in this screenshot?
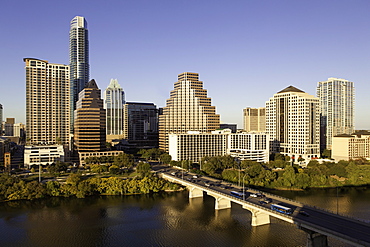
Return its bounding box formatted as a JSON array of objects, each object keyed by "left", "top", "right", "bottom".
[{"left": 0, "top": 187, "right": 368, "bottom": 246}]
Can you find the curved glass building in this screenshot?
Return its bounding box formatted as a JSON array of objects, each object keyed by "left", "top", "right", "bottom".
[{"left": 70, "top": 16, "right": 89, "bottom": 131}]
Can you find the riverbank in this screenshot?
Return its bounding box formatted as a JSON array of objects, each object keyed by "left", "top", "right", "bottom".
[{"left": 0, "top": 173, "right": 182, "bottom": 202}]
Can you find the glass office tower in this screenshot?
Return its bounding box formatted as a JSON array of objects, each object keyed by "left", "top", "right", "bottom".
[{"left": 70, "top": 16, "right": 89, "bottom": 131}]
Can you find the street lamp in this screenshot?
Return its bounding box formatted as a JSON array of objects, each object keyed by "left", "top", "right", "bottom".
[
  {"left": 242, "top": 173, "right": 248, "bottom": 200},
  {"left": 39, "top": 163, "right": 41, "bottom": 182},
  {"left": 181, "top": 160, "right": 184, "bottom": 180},
  {"left": 234, "top": 160, "right": 241, "bottom": 187}
]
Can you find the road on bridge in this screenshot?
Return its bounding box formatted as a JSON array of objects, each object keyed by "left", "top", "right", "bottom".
[{"left": 153, "top": 165, "right": 370, "bottom": 247}]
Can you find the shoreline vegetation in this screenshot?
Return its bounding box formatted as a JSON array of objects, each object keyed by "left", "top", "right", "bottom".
[
  {"left": 2, "top": 149, "right": 370, "bottom": 202},
  {"left": 0, "top": 172, "right": 182, "bottom": 202}
]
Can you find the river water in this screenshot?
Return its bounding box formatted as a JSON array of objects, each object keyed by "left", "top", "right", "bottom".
[{"left": 0, "top": 187, "right": 369, "bottom": 247}]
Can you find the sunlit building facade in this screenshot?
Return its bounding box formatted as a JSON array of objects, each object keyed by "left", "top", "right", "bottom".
[
  {"left": 266, "top": 86, "right": 320, "bottom": 163},
  {"left": 317, "top": 77, "right": 354, "bottom": 150},
  {"left": 70, "top": 16, "right": 89, "bottom": 131},
  {"left": 24, "top": 58, "right": 70, "bottom": 146},
  {"left": 168, "top": 129, "right": 269, "bottom": 163},
  {"left": 159, "top": 72, "right": 220, "bottom": 151},
  {"left": 332, "top": 132, "right": 370, "bottom": 161},
  {"left": 243, "top": 107, "right": 266, "bottom": 132}
]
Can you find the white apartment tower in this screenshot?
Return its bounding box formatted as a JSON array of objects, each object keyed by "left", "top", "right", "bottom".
[
  {"left": 24, "top": 58, "right": 70, "bottom": 145},
  {"left": 317, "top": 77, "right": 354, "bottom": 150},
  {"left": 243, "top": 107, "right": 266, "bottom": 132},
  {"left": 104, "top": 79, "right": 125, "bottom": 141},
  {"left": 159, "top": 72, "right": 220, "bottom": 151},
  {"left": 266, "top": 86, "right": 320, "bottom": 163}
]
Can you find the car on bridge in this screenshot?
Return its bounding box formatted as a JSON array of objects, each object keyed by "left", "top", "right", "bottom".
[
  {"left": 250, "top": 193, "right": 265, "bottom": 198},
  {"left": 259, "top": 198, "right": 272, "bottom": 204},
  {"left": 299, "top": 210, "right": 310, "bottom": 217}
]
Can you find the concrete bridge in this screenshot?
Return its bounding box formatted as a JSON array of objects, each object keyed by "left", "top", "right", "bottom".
[{"left": 160, "top": 172, "right": 370, "bottom": 247}]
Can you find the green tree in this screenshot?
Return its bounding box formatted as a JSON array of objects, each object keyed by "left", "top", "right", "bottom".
[
  {"left": 281, "top": 165, "right": 296, "bottom": 187},
  {"left": 321, "top": 149, "right": 331, "bottom": 159},
  {"left": 113, "top": 153, "right": 134, "bottom": 168},
  {"left": 159, "top": 153, "right": 172, "bottom": 164},
  {"left": 90, "top": 164, "right": 107, "bottom": 174},
  {"left": 136, "top": 162, "right": 151, "bottom": 174},
  {"left": 46, "top": 180, "right": 61, "bottom": 196},
  {"left": 109, "top": 165, "right": 120, "bottom": 174},
  {"left": 328, "top": 164, "right": 348, "bottom": 178},
  {"left": 138, "top": 148, "right": 162, "bottom": 161}
]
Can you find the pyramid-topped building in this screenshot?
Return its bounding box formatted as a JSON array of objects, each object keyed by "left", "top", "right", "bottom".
[{"left": 159, "top": 72, "right": 220, "bottom": 151}]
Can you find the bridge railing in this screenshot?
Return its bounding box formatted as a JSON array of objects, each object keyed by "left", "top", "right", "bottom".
[
  {"left": 162, "top": 172, "right": 369, "bottom": 224},
  {"left": 163, "top": 173, "right": 294, "bottom": 220}
]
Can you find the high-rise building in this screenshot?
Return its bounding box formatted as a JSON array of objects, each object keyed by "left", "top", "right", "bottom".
[
  {"left": 70, "top": 16, "right": 89, "bottom": 130},
  {"left": 159, "top": 72, "right": 220, "bottom": 151},
  {"left": 265, "top": 86, "right": 320, "bottom": 163},
  {"left": 123, "top": 102, "right": 158, "bottom": 147},
  {"left": 243, "top": 107, "right": 266, "bottom": 132},
  {"left": 74, "top": 79, "right": 106, "bottom": 152},
  {"left": 0, "top": 104, "right": 2, "bottom": 136},
  {"left": 317, "top": 77, "right": 354, "bottom": 150},
  {"left": 104, "top": 79, "right": 125, "bottom": 141},
  {"left": 24, "top": 58, "right": 70, "bottom": 146}
]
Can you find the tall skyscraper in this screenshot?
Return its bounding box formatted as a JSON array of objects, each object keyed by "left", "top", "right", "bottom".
[
  {"left": 265, "top": 86, "right": 320, "bottom": 163},
  {"left": 24, "top": 58, "right": 70, "bottom": 145},
  {"left": 124, "top": 102, "right": 158, "bottom": 147},
  {"left": 0, "top": 104, "right": 3, "bottom": 136},
  {"left": 104, "top": 79, "right": 125, "bottom": 141},
  {"left": 70, "top": 16, "right": 89, "bottom": 130},
  {"left": 159, "top": 72, "right": 220, "bottom": 151},
  {"left": 317, "top": 77, "right": 354, "bottom": 150},
  {"left": 243, "top": 107, "right": 266, "bottom": 132},
  {"left": 74, "top": 79, "right": 106, "bottom": 152}
]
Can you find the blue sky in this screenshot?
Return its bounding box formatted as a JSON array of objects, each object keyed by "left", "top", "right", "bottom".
[{"left": 1, "top": 0, "right": 369, "bottom": 129}]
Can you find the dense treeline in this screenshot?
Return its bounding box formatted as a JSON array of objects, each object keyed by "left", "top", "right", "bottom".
[
  {"left": 190, "top": 155, "right": 370, "bottom": 189},
  {"left": 0, "top": 173, "right": 181, "bottom": 202}
]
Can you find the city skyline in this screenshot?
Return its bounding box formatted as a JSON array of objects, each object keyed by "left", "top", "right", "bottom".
[{"left": 1, "top": 1, "right": 370, "bottom": 129}]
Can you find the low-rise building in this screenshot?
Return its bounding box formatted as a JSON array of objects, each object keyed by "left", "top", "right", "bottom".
[
  {"left": 332, "top": 132, "right": 370, "bottom": 161},
  {"left": 78, "top": 150, "right": 124, "bottom": 166},
  {"left": 24, "top": 145, "right": 65, "bottom": 168},
  {"left": 168, "top": 129, "right": 269, "bottom": 163}
]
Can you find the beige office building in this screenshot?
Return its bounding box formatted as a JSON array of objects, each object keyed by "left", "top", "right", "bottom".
[
  {"left": 332, "top": 132, "right": 370, "bottom": 161},
  {"left": 243, "top": 107, "right": 266, "bottom": 132},
  {"left": 159, "top": 72, "right": 220, "bottom": 151},
  {"left": 74, "top": 79, "right": 106, "bottom": 152},
  {"left": 24, "top": 58, "right": 70, "bottom": 146},
  {"left": 168, "top": 129, "right": 269, "bottom": 163},
  {"left": 266, "top": 86, "right": 320, "bottom": 163}
]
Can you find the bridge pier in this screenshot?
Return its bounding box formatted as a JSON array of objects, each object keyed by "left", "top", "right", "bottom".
[
  {"left": 214, "top": 197, "right": 231, "bottom": 210},
  {"left": 300, "top": 227, "right": 328, "bottom": 247},
  {"left": 247, "top": 207, "right": 270, "bottom": 226},
  {"left": 188, "top": 186, "right": 203, "bottom": 198}
]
